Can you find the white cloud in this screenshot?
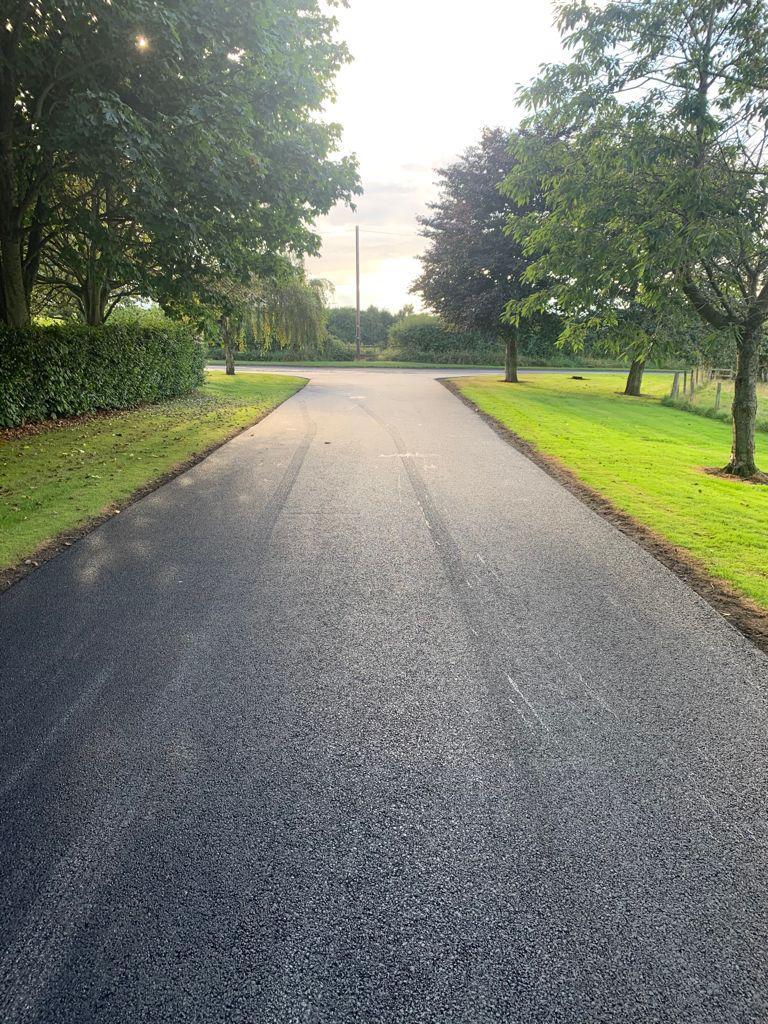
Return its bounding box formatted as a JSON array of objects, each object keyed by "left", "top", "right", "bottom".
[{"left": 307, "top": 0, "right": 565, "bottom": 311}]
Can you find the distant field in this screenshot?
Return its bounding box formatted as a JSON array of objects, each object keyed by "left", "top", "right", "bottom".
[
  {"left": 0, "top": 372, "right": 305, "bottom": 573},
  {"left": 453, "top": 372, "right": 768, "bottom": 612}
]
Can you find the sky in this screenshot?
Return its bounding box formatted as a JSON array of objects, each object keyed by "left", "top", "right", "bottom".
[{"left": 305, "top": 1, "right": 565, "bottom": 312}]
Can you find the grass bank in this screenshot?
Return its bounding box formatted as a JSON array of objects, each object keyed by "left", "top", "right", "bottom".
[
  {"left": 452, "top": 372, "right": 768, "bottom": 615},
  {"left": 0, "top": 371, "right": 305, "bottom": 579}
]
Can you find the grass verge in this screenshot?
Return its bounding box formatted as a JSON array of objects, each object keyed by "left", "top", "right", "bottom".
[
  {"left": 448, "top": 372, "right": 768, "bottom": 648},
  {"left": 0, "top": 371, "right": 306, "bottom": 588}
]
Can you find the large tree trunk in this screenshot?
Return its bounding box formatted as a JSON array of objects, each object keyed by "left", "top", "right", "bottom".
[
  {"left": 504, "top": 326, "right": 519, "bottom": 384},
  {"left": 0, "top": 236, "right": 30, "bottom": 326},
  {"left": 82, "top": 273, "right": 110, "bottom": 326},
  {"left": 0, "top": 78, "right": 31, "bottom": 327},
  {"left": 624, "top": 357, "right": 646, "bottom": 396},
  {"left": 23, "top": 198, "right": 46, "bottom": 306},
  {"left": 725, "top": 320, "right": 762, "bottom": 477},
  {"left": 224, "top": 342, "right": 236, "bottom": 375},
  {"left": 223, "top": 334, "right": 236, "bottom": 375},
  {"left": 219, "top": 316, "right": 238, "bottom": 375}
]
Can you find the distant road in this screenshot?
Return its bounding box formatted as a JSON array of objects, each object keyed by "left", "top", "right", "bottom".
[{"left": 1, "top": 366, "right": 765, "bottom": 1022}]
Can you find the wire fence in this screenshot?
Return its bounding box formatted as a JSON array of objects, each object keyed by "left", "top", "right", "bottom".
[{"left": 667, "top": 367, "right": 768, "bottom": 426}]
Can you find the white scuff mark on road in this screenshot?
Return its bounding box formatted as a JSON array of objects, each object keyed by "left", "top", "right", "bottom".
[
  {"left": 379, "top": 453, "right": 437, "bottom": 459},
  {"left": 510, "top": 702, "right": 534, "bottom": 731},
  {"left": 0, "top": 667, "right": 112, "bottom": 801},
  {"left": 507, "top": 675, "right": 549, "bottom": 732},
  {"left": 685, "top": 770, "right": 767, "bottom": 850},
  {"left": 584, "top": 684, "right": 619, "bottom": 721}
]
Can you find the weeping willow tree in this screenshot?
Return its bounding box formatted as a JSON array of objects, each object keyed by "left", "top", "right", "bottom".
[
  {"left": 185, "top": 270, "right": 329, "bottom": 374},
  {"left": 247, "top": 277, "right": 331, "bottom": 362}
]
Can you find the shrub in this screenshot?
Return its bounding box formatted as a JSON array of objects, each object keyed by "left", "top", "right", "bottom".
[
  {"left": 387, "top": 314, "right": 503, "bottom": 364},
  {"left": 321, "top": 336, "right": 358, "bottom": 360},
  {"left": 108, "top": 305, "right": 172, "bottom": 328},
  {"left": 0, "top": 320, "right": 205, "bottom": 427}
]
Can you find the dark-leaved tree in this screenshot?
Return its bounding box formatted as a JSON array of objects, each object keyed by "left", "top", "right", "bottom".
[{"left": 413, "top": 128, "right": 538, "bottom": 383}]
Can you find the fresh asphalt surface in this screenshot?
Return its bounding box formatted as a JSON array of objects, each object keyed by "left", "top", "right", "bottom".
[{"left": 1, "top": 367, "right": 767, "bottom": 1023}]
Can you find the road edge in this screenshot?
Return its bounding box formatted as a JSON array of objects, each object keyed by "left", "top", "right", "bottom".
[
  {"left": 0, "top": 378, "right": 308, "bottom": 595},
  {"left": 440, "top": 376, "right": 768, "bottom": 657}
]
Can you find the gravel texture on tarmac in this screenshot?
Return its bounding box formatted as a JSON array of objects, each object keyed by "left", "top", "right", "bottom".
[{"left": 1, "top": 367, "right": 766, "bottom": 1023}]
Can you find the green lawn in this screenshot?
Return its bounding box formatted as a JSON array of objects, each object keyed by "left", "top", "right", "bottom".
[
  {"left": 0, "top": 371, "right": 305, "bottom": 571},
  {"left": 453, "top": 372, "right": 768, "bottom": 611}
]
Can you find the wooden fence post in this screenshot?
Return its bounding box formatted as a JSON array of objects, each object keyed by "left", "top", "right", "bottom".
[
  {"left": 715, "top": 381, "right": 722, "bottom": 412},
  {"left": 671, "top": 372, "right": 680, "bottom": 398}
]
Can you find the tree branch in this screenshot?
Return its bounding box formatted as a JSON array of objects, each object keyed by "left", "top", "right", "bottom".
[{"left": 680, "top": 275, "right": 740, "bottom": 328}]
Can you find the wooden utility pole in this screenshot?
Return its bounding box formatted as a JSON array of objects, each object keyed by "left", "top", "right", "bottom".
[{"left": 355, "top": 225, "right": 362, "bottom": 359}]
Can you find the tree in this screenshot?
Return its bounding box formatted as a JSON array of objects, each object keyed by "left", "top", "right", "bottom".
[
  {"left": 175, "top": 268, "right": 328, "bottom": 375},
  {"left": 326, "top": 306, "right": 397, "bottom": 348},
  {"left": 0, "top": 1, "right": 358, "bottom": 327},
  {"left": 413, "top": 128, "right": 539, "bottom": 383},
  {"left": 35, "top": 173, "right": 153, "bottom": 325},
  {"left": 556, "top": 290, "right": 711, "bottom": 395},
  {"left": 505, "top": 0, "right": 768, "bottom": 477},
  {"left": 252, "top": 276, "right": 330, "bottom": 362},
  {"left": 326, "top": 307, "right": 358, "bottom": 344},
  {"left": 361, "top": 306, "right": 394, "bottom": 347}
]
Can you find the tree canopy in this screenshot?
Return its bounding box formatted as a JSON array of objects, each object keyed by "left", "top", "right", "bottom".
[
  {"left": 326, "top": 306, "right": 399, "bottom": 348},
  {"left": 413, "top": 127, "right": 541, "bottom": 382},
  {"left": 0, "top": 0, "right": 359, "bottom": 327},
  {"left": 504, "top": 0, "right": 768, "bottom": 475}
]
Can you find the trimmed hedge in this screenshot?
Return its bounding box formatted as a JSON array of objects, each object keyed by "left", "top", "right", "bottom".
[{"left": 0, "top": 320, "right": 205, "bottom": 427}]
